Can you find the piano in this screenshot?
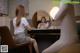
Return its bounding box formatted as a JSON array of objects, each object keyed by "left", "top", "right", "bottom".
[
  {"left": 27, "top": 29, "right": 61, "bottom": 52},
  {"left": 27, "top": 29, "right": 60, "bottom": 38}
]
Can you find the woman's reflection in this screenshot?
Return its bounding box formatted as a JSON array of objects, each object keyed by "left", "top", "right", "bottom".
[{"left": 37, "top": 17, "right": 49, "bottom": 29}]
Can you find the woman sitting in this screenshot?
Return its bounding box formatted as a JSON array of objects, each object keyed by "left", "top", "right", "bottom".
[{"left": 13, "top": 5, "right": 39, "bottom": 53}]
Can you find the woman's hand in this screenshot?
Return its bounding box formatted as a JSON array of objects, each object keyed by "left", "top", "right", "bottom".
[{"left": 26, "top": 25, "right": 36, "bottom": 31}]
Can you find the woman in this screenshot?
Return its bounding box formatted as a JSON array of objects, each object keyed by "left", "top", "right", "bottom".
[
  {"left": 13, "top": 5, "right": 39, "bottom": 53},
  {"left": 37, "top": 17, "right": 49, "bottom": 29}
]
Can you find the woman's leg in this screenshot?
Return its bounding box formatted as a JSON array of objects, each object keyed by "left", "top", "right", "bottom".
[
  {"left": 30, "top": 38, "right": 39, "bottom": 53},
  {"left": 28, "top": 44, "right": 32, "bottom": 53}
]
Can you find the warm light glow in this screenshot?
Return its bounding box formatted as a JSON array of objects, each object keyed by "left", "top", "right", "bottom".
[{"left": 50, "top": 7, "right": 59, "bottom": 20}]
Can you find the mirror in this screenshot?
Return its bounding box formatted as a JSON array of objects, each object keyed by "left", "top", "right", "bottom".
[{"left": 32, "top": 10, "right": 51, "bottom": 28}]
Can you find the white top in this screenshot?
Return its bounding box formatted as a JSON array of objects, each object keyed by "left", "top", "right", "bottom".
[{"left": 13, "top": 17, "right": 29, "bottom": 34}]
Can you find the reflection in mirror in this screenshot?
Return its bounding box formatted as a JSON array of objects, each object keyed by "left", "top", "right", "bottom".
[{"left": 32, "top": 10, "right": 51, "bottom": 29}]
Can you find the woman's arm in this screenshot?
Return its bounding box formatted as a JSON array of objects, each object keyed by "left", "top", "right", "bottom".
[
  {"left": 37, "top": 23, "right": 41, "bottom": 29},
  {"left": 26, "top": 24, "right": 36, "bottom": 31},
  {"left": 26, "top": 24, "right": 32, "bottom": 31},
  {"left": 23, "top": 18, "right": 35, "bottom": 30}
]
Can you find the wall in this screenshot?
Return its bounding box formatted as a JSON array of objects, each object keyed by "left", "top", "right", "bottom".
[
  {"left": 0, "top": 17, "right": 10, "bottom": 29},
  {"left": 8, "top": 0, "right": 29, "bottom": 18},
  {"left": 74, "top": 4, "right": 80, "bottom": 16},
  {"left": 28, "top": 0, "right": 54, "bottom": 19},
  {"left": 0, "top": 0, "right": 8, "bottom": 15}
]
